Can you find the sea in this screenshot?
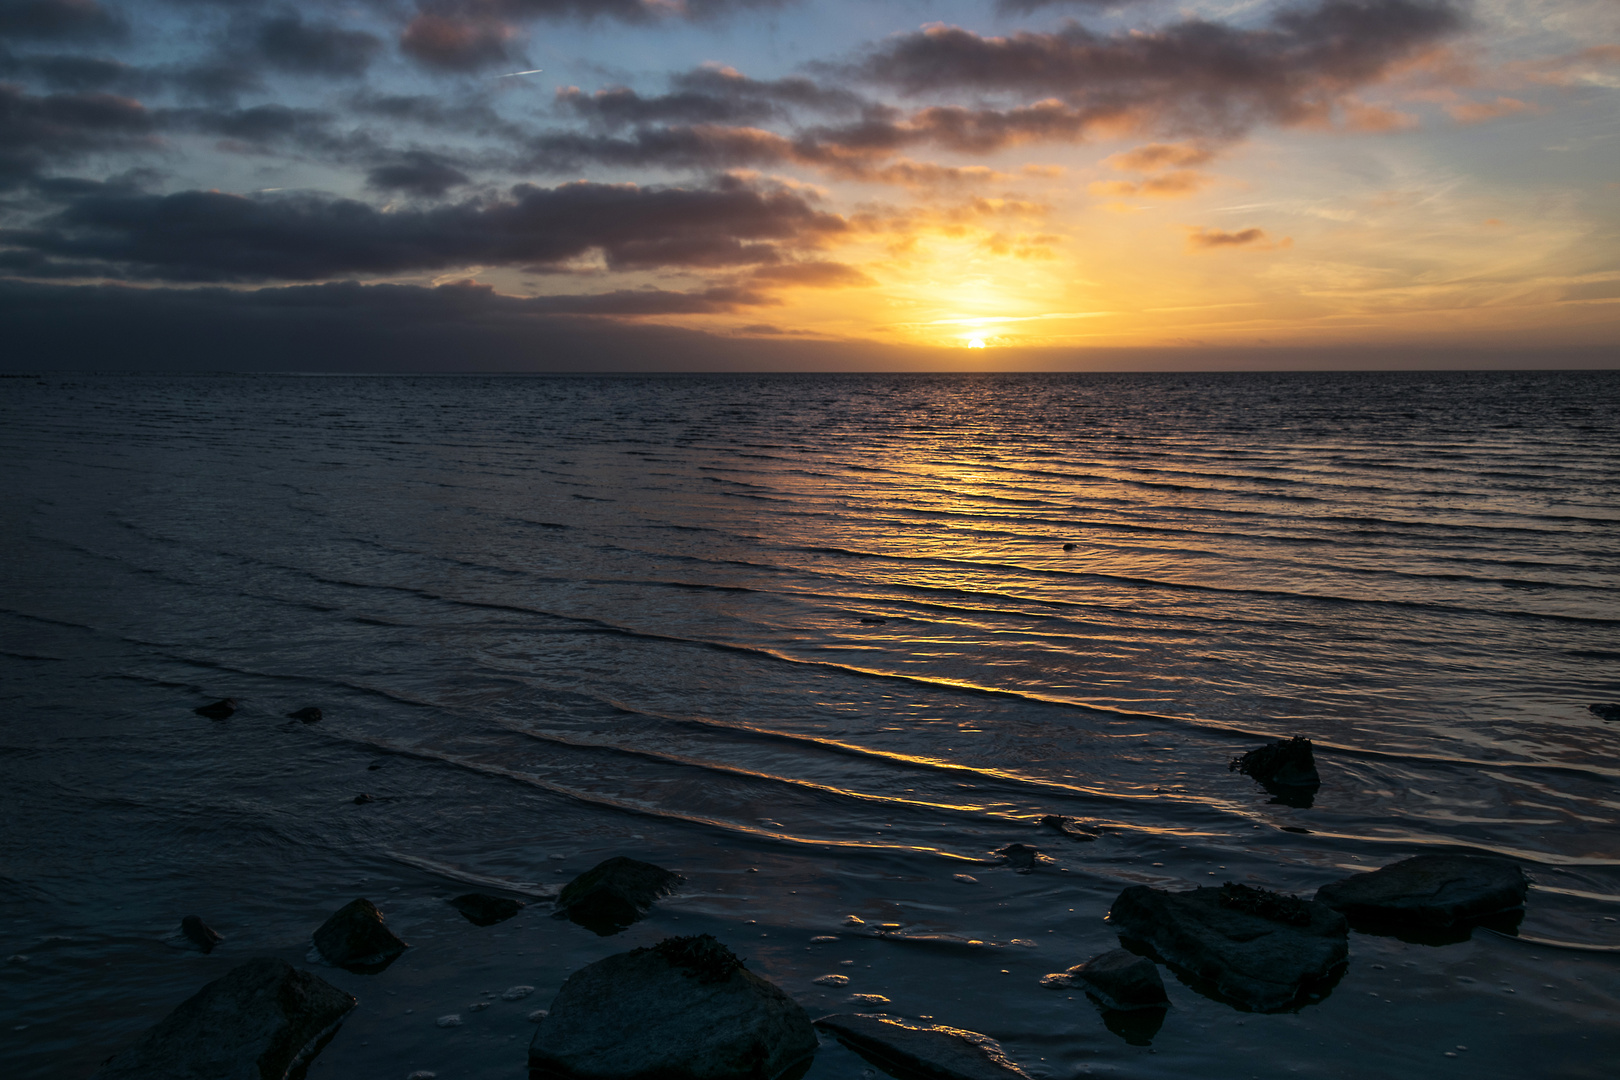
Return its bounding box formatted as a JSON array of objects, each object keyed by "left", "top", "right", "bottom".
[{"left": 1, "top": 370, "right": 1617, "bottom": 1080}]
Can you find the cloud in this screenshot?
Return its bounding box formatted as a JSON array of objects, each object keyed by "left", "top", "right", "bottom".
[
  {"left": 253, "top": 12, "right": 383, "bottom": 78},
  {"left": 1090, "top": 170, "right": 1211, "bottom": 198},
  {"left": 366, "top": 150, "right": 471, "bottom": 196},
  {"left": 400, "top": 13, "right": 520, "bottom": 72},
  {"left": 1105, "top": 142, "right": 1215, "bottom": 172},
  {"left": 858, "top": 0, "right": 1467, "bottom": 138},
  {"left": 1446, "top": 96, "right": 1532, "bottom": 124},
  {"left": 558, "top": 66, "right": 864, "bottom": 129},
  {"left": 748, "top": 260, "right": 873, "bottom": 287},
  {"left": 1186, "top": 226, "right": 1290, "bottom": 250},
  {"left": 2, "top": 177, "right": 847, "bottom": 281},
  {"left": 0, "top": 0, "right": 124, "bottom": 42},
  {"left": 0, "top": 82, "right": 152, "bottom": 188}
]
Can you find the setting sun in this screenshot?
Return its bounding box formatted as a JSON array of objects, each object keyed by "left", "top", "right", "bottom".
[{"left": 968, "top": 339, "right": 987, "bottom": 349}]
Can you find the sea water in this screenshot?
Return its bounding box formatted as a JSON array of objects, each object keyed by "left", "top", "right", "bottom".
[{"left": 1, "top": 371, "right": 1617, "bottom": 1079}]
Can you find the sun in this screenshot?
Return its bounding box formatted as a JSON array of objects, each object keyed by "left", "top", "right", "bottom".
[{"left": 967, "top": 338, "right": 987, "bottom": 349}]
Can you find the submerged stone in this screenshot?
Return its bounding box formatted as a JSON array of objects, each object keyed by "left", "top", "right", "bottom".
[
  {"left": 529, "top": 934, "right": 816, "bottom": 1080},
  {"left": 93, "top": 957, "right": 354, "bottom": 1080},
  {"left": 287, "top": 706, "right": 323, "bottom": 723},
  {"left": 993, "top": 844, "right": 1040, "bottom": 873},
  {"left": 1107, "top": 884, "right": 1347, "bottom": 1011},
  {"left": 449, "top": 892, "right": 526, "bottom": 926},
  {"left": 312, "top": 897, "right": 408, "bottom": 972},
  {"left": 1229, "top": 737, "right": 1320, "bottom": 788},
  {"left": 1314, "top": 853, "right": 1528, "bottom": 928},
  {"left": 193, "top": 698, "right": 237, "bottom": 720},
  {"left": 554, "top": 856, "right": 683, "bottom": 935},
  {"left": 1048, "top": 948, "right": 1168, "bottom": 1011},
  {"left": 1589, "top": 703, "right": 1620, "bottom": 722},
  {"left": 814, "top": 1014, "right": 1028, "bottom": 1080},
  {"left": 180, "top": 915, "right": 222, "bottom": 954},
  {"left": 1038, "top": 815, "right": 1099, "bottom": 842}
]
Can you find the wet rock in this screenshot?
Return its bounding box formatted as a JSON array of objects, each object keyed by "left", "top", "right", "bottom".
[
  {"left": 1047, "top": 949, "right": 1168, "bottom": 1011},
  {"left": 554, "top": 856, "right": 683, "bottom": 936},
  {"left": 180, "top": 915, "right": 222, "bottom": 954},
  {"left": 814, "top": 1014, "right": 1028, "bottom": 1080},
  {"left": 1590, "top": 703, "right": 1620, "bottom": 722},
  {"left": 1314, "top": 853, "right": 1528, "bottom": 928},
  {"left": 93, "top": 957, "right": 354, "bottom": 1080},
  {"left": 1039, "top": 815, "right": 1099, "bottom": 842},
  {"left": 1062, "top": 543, "right": 1076, "bottom": 551},
  {"left": 449, "top": 892, "right": 526, "bottom": 926},
  {"left": 1107, "top": 884, "right": 1347, "bottom": 1011},
  {"left": 312, "top": 898, "right": 408, "bottom": 972},
  {"left": 352, "top": 793, "right": 376, "bottom": 804},
  {"left": 193, "top": 698, "right": 237, "bottom": 720},
  {"left": 860, "top": 617, "right": 888, "bottom": 625},
  {"left": 287, "top": 706, "right": 322, "bottom": 723},
  {"left": 994, "top": 844, "right": 1040, "bottom": 873},
  {"left": 529, "top": 934, "right": 816, "bottom": 1080},
  {"left": 1229, "top": 737, "right": 1320, "bottom": 788}
]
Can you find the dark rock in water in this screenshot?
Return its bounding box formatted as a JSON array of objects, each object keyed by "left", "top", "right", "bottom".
[
  {"left": 1107, "top": 884, "right": 1347, "bottom": 1011},
  {"left": 312, "top": 898, "right": 408, "bottom": 972},
  {"left": 287, "top": 706, "right": 322, "bottom": 723},
  {"left": 860, "top": 617, "right": 888, "bottom": 624},
  {"left": 994, "top": 844, "right": 1040, "bottom": 872},
  {"left": 814, "top": 1014, "right": 1028, "bottom": 1080},
  {"left": 554, "top": 856, "right": 683, "bottom": 936},
  {"left": 1590, "top": 703, "right": 1620, "bottom": 722},
  {"left": 530, "top": 934, "right": 816, "bottom": 1080},
  {"left": 193, "top": 698, "right": 237, "bottom": 720},
  {"left": 450, "top": 893, "right": 525, "bottom": 926},
  {"left": 352, "top": 793, "right": 376, "bottom": 804},
  {"left": 180, "top": 915, "right": 222, "bottom": 954},
  {"left": 93, "top": 957, "right": 354, "bottom": 1080},
  {"left": 1229, "top": 737, "right": 1319, "bottom": 788},
  {"left": 1217, "top": 882, "right": 1311, "bottom": 926},
  {"left": 1039, "top": 815, "right": 1099, "bottom": 841},
  {"left": 1046, "top": 948, "right": 1168, "bottom": 1011},
  {"left": 1062, "top": 543, "right": 1076, "bottom": 551},
  {"left": 1314, "top": 853, "right": 1528, "bottom": 929},
  {"left": 1099, "top": 1005, "right": 1164, "bottom": 1047}
]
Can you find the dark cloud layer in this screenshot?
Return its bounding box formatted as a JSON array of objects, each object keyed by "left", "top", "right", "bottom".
[
  {"left": 559, "top": 66, "right": 863, "bottom": 130},
  {"left": 0, "top": 0, "right": 125, "bottom": 42},
  {"left": 252, "top": 12, "right": 382, "bottom": 77},
  {"left": 2, "top": 177, "right": 846, "bottom": 280},
  {"left": 0, "top": 82, "right": 151, "bottom": 187},
  {"left": 860, "top": 0, "right": 1466, "bottom": 136}
]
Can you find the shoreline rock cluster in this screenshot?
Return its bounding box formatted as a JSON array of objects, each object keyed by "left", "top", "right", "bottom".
[{"left": 93, "top": 728, "right": 1536, "bottom": 1080}]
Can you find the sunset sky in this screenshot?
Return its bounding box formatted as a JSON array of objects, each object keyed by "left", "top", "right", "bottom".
[{"left": 2, "top": 0, "right": 1617, "bottom": 369}]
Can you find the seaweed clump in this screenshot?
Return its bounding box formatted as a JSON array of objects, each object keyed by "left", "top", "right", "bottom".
[
  {"left": 643, "top": 934, "right": 744, "bottom": 984},
  {"left": 1218, "top": 882, "right": 1312, "bottom": 926}
]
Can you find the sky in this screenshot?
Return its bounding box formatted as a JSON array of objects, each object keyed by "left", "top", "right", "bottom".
[{"left": 1, "top": 0, "right": 1617, "bottom": 370}]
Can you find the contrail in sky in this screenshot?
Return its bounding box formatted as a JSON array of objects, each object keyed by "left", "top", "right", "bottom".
[{"left": 493, "top": 69, "right": 544, "bottom": 78}]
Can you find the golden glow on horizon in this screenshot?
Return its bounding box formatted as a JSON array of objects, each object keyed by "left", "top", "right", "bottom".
[{"left": 967, "top": 338, "right": 986, "bottom": 349}]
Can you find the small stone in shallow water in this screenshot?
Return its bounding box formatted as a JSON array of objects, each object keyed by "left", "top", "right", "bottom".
[
  {"left": 995, "top": 844, "right": 1040, "bottom": 872},
  {"left": 811, "top": 935, "right": 838, "bottom": 942},
  {"left": 954, "top": 874, "right": 979, "bottom": 883},
  {"left": 815, "top": 1014, "right": 1028, "bottom": 1080},
  {"left": 312, "top": 898, "right": 408, "bottom": 972},
  {"left": 1057, "top": 949, "right": 1169, "bottom": 1011},
  {"left": 849, "top": 994, "right": 890, "bottom": 1006},
  {"left": 1314, "top": 853, "right": 1528, "bottom": 928},
  {"left": 1588, "top": 703, "right": 1620, "bottom": 722},
  {"left": 554, "top": 856, "right": 683, "bottom": 936},
  {"left": 287, "top": 706, "right": 322, "bottom": 723},
  {"left": 436, "top": 1015, "right": 461, "bottom": 1028},
  {"left": 353, "top": 793, "right": 376, "bottom": 804},
  {"left": 814, "top": 974, "right": 851, "bottom": 986},
  {"left": 1229, "top": 737, "right": 1320, "bottom": 788},
  {"left": 527, "top": 1009, "right": 549, "bottom": 1022},
  {"left": 1039, "top": 815, "right": 1100, "bottom": 841},
  {"left": 502, "top": 985, "right": 534, "bottom": 1000},
  {"left": 193, "top": 698, "right": 237, "bottom": 720},
  {"left": 845, "top": 915, "right": 865, "bottom": 926},
  {"left": 468, "top": 1002, "right": 490, "bottom": 1012},
  {"left": 180, "top": 915, "right": 222, "bottom": 954},
  {"left": 448, "top": 893, "right": 525, "bottom": 926}
]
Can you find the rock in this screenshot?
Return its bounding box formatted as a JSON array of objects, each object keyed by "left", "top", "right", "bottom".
[
  {"left": 814, "top": 1014, "right": 1027, "bottom": 1080},
  {"left": 352, "top": 793, "right": 376, "bottom": 804},
  {"left": 1062, "top": 543, "right": 1076, "bottom": 551},
  {"left": 1314, "top": 853, "right": 1528, "bottom": 928},
  {"left": 1590, "top": 703, "right": 1620, "bottom": 722},
  {"left": 994, "top": 844, "right": 1040, "bottom": 873},
  {"left": 180, "top": 915, "right": 222, "bottom": 954},
  {"left": 193, "top": 698, "right": 237, "bottom": 720},
  {"left": 93, "top": 957, "right": 354, "bottom": 1080},
  {"left": 1046, "top": 949, "right": 1168, "bottom": 1011},
  {"left": 554, "top": 856, "right": 683, "bottom": 935},
  {"left": 312, "top": 898, "right": 408, "bottom": 972},
  {"left": 449, "top": 892, "right": 525, "bottom": 926},
  {"left": 1038, "top": 815, "right": 1099, "bottom": 842},
  {"left": 1229, "top": 737, "right": 1320, "bottom": 788},
  {"left": 287, "top": 707, "right": 323, "bottom": 723},
  {"left": 860, "top": 617, "right": 888, "bottom": 624},
  {"left": 529, "top": 934, "right": 817, "bottom": 1080},
  {"left": 1107, "top": 883, "right": 1347, "bottom": 1011}
]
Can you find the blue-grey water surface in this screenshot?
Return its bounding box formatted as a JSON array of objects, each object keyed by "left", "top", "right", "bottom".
[{"left": 2, "top": 371, "right": 1618, "bottom": 1079}]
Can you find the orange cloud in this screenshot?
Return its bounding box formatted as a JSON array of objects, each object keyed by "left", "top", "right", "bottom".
[
  {"left": 1090, "top": 170, "right": 1212, "bottom": 199},
  {"left": 1446, "top": 97, "right": 1533, "bottom": 124},
  {"left": 1104, "top": 142, "right": 1215, "bottom": 172},
  {"left": 1185, "top": 227, "right": 1291, "bottom": 252}
]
